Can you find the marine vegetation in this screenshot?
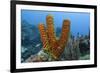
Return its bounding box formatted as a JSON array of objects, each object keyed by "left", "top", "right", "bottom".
[{"left": 38, "top": 14, "right": 70, "bottom": 60}]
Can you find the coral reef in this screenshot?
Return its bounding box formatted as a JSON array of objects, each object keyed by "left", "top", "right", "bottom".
[
  {"left": 21, "top": 16, "right": 90, "bottom": 62},
  {"left": 38, "top": 15, "right": 70, "bottom": 60}
]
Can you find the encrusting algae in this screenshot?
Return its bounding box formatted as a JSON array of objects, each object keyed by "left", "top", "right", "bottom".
[{"left": 38, "top": 14, "right": 70, "bottom": 60}]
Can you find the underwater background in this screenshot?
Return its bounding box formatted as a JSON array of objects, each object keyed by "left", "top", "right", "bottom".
[{"left": 21, "top": 10, "right": 90, "bottom": 62}]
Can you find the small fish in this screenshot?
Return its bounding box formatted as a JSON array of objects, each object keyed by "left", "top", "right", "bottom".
[{"left": 35, "top": 44, "right": 41, "bottom": 47}]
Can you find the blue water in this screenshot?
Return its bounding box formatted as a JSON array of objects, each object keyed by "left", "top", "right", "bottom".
[
  {"left": 21, "top": 10, "right": 90, "bottom": 61},
  {"left": 21, "top": 10, "right": 90, "bottom": 36}
]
